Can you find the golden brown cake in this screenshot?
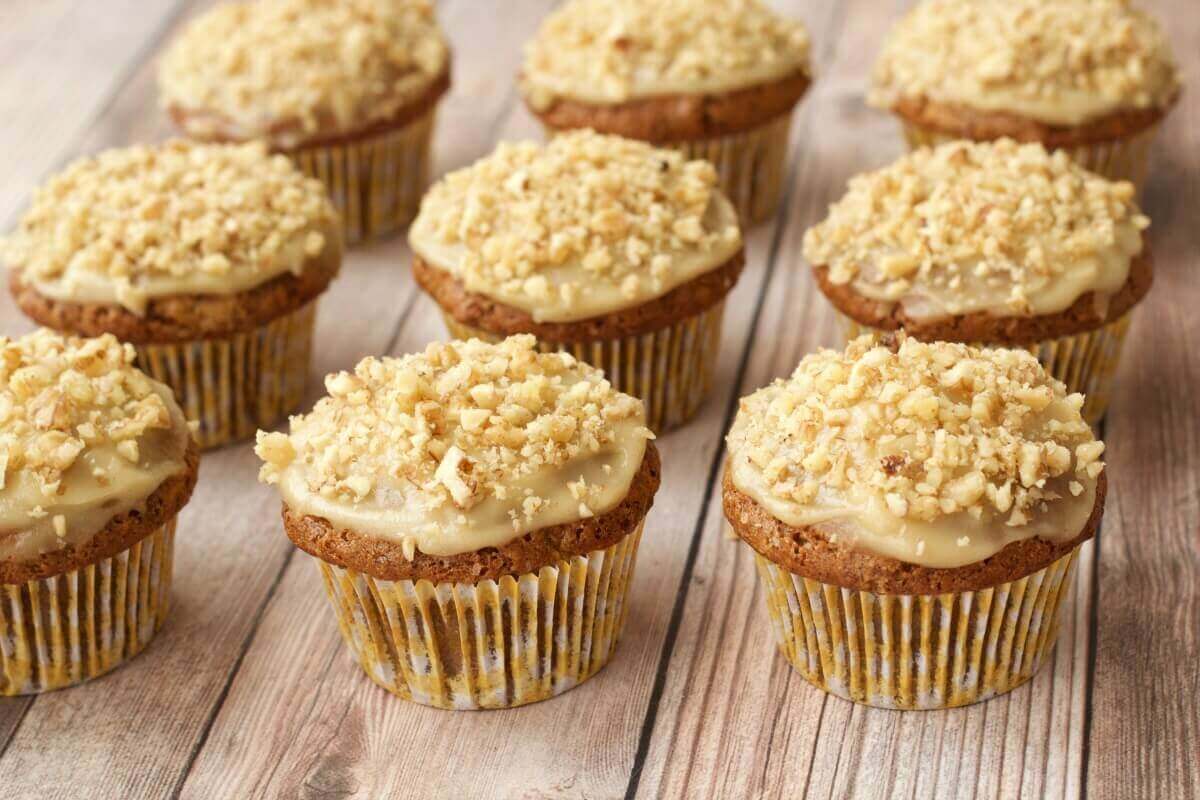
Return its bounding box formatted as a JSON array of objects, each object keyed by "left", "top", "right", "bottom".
[
  {"left": 521, "top": 0, "right": 812, "bottom": 223},
  {"left": 0, "top": 330, "right": 198, "bottom": 694},
  {"left": 724, "top": 333, "right": 1106, "bottom": 708},
  {"left": 255, "top": 335, "right": 660, "bottom": 709}
]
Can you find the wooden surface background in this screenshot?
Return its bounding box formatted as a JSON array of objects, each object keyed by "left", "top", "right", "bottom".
[{"left": 0, "top": 1, "right": 1196, "bottom": 798}]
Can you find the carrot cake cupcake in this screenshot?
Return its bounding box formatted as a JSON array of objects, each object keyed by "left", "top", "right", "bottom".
[
  {"left": 256, "top": 335, "right": 659, "bottom": 709},
  {"left": 159, "top": 0, "right": 451, "bottom": 243},
  {"left": 410, "top": 130, "right": 744, "bottom": 432},
  {"left": 521, "top": 0, "right": 811, "bottom": 224},
  {"left": 4, "top": 140, "right": 342, "bottom": 449},
  {"left": 724, "top": 334, "right": 1106, "bottom": 709},
  {"left": 0, "top": 329, "right": 198, "bottom": 695},
  {"left": 803, "top": 139, "right": 1151, "bottom": 425},
  {"left": 870, "top": 0, "right": 1180, "bottom": 187}
]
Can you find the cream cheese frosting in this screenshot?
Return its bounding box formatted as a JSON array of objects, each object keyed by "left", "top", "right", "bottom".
[
  {"left": 409, "top": 130, "right": 742, "bottom": 323},
  {"left": 521, "top": 0, "right": 811, "bottom": 109},
  {"left": 256, "top": 335, "right": 654, "bottom": 558},
  {"left": 870, "top": 0, "right": 1180, "bottom": 126},
  {"left": 802, "top": 139, "right": 1149, "bottom": 321},
  {"left": 159, "top": 0, "right": 449, "bottom": 148},
  {"left": 0, "top": 330, "right": 191, "bottom": 564},
  {"left": 727, "top": 335, "right": 1105, "bottom": 569},
  {"left": 2, "top": 140, "right": 340, "bottom": 316}
]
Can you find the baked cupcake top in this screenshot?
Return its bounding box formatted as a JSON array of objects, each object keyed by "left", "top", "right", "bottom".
[
  {"left": 256, "top": 335, "right": 653, "bottom": 558},
  {"left": 2, "top": 140, "right": 340, "bottom": 316},
  {"left": 159, "top": 0, "right": 449, "bottom": 147},
  {"left": 802, "top": 139, "right": 1148, "bottom": 321},
  {"left": 0, "top": 330, "right": 191, "bottom": 563},
  {"left": 870, "top": 0, "right": 1180, "bottom": 126},
  {"left": 727, "top": 335, "right": 1104, "bottom": 569},
  {"left": 521, "top": 0, "right": 811, "bottom": 110},
  {"left": 409, "top": 130, "right": 742, "bottom": 323}
]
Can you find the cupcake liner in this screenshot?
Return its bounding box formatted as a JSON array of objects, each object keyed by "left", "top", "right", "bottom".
[
  {"left": 751, "top": 543, "right": 1080, "bottom": 709},
  {"left": 290, "top": 107, "right": 438, "bottom": 244},
  {"left": 313, "top": 523, "right": 644, "bottom": 710},
  {"left": 440, "top": 301, "right": 726, "bottom": 432},
  {"left": 838, "top": 312, "right": 1133, "bottom": 426},
  {"left": 137, "top": 301, "right": 317, "bottom": 449},
  {"left": 544, "top": 114, "right": 794, "bottom": 226},
  {"left": 900, "top": 121, "right": 1161, "bottom": 189},
  {"left": 1, "top": 520, "right": 177, "bottom": 695}
]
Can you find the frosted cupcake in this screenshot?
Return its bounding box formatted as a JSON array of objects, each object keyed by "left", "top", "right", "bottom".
[
  {"left": 725, "top": 334, "right": 1106, "bottom": 709},
  {"left": 804, "top": 139, "right": 1151, "bottom": 425},
  {"left": 256, "top": 335, "right": 659, "bottom": 709},
  {"left": 870, "top": 0, "right": 1180, "bottom": 188},
  {"left": 4, "top": 140, "right": 342, "bottom": 448},
  {"left": 160, "top": 0, "right": 450, "bottom": 243},
  {"left": 0, "top": 330, "right": 198, "bottom": 694},
  {"left": 521, "top": 0, "right": 811, "bottom": 224},
  {"left": 410, "top": 130, "right": 744, "bottom": 431}
]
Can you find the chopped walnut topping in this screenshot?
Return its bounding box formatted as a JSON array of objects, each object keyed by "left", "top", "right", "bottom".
[
  {"left": 727, "top": 334, "right": 1103, "bottom": 527},
  {"left": 871, "top": 0, "right": 1179, "bottom": 121},
  {"left": 522, "top": 0, "right": 810, "bottom": 107},
  {"left": 803, "top": 139, "right": 1148, "bottom": 315},
  {"left": 159, "top": 0, "right": 448, "bottom": 143},
  {"left": 256, "top": 335, "right": 652, "bottom": 518},
  {"left": 2, "top": 140, "right": 338, "bottom": 315}
]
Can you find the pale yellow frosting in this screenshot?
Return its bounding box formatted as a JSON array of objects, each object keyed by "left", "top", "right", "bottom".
[
  {"left": 521, "top": 0, "right": 810, "bottom": 109},
  {"left": 409, "top": 130, "right": 742, "bottom": 324},
  {"left": 2, "top": 140, "right": 340, "bottom": 316},
  {"left": 803, "top": 140, "right": 1148, "bottom": 321},
  {"left": 0, "top": 330, "right": 191, "bottom": 564},
  {"left": 256, "top": 336, "right": 653, "bottom": 558},
  {"left": 159, "top": 0, "right": 449, "bottom": 148},
  {"left": 870, "top": 0, "right": 1180, "bottom": 126},
  {"left": 727, "top": 335, "right": 1104, "bottom": 568}
]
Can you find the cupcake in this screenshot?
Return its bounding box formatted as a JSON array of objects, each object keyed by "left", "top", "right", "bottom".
[
  {"left": 159, "top": 0, "right": 451, "bottom": 243},
  {"left": 803, "top": 139, "right": 1151, "bottom": 426},
  {"left": 870, "top": 0, "right": 1180, "bottom": 188},
  {"left": 3, "top": 140, "right": 342, "bottom": 449},
  {"left": 409, "top": 130, "right": 744, "bottom": 432},
  {"left": 724, "top": 334, "right": 1106, "bottom": 709},
  {"left": 520, "top": 0, "right": 811, "bottom": 224},
  {"left": 0, "top": 330, "right": 198, "bottom": 694},
  {"left": 255, "top": 335, "right": 659, "bottom": 709}
]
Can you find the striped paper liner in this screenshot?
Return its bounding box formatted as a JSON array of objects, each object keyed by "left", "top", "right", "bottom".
[
  {"left": 136, "top": 301, "right": 316, "bottom": 450},
  {"left": 838, "top": 312, "right": 1133, "bottom": 426},
  {"left": 290, "top": 108, "right": 438, "bottom": 244},
  {"left": 1, "top": 520, "right": 177, "bottom": 695},
  {"left": 440, "top": 301, "right": 726, "bottom": 433},
  {"left": 314, "top": 523, "right": 644, "bottom": 710},
  {"left": 752, "top": 544, "right": 1080, "bottom": 709}
]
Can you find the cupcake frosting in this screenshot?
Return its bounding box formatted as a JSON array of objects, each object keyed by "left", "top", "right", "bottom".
[
  {"left": 159, "top": 0, "right": 449, "bottom": 147},
  {"left": 521, "top": 0, "right": 811, "bottom": 109},
  {"left": 409, "top": 130, "right": 742, "bottom": 323},
  {"left": 802, "top": 139, "right": 1149, "bottom": 321},
  {"left": 0, "top": 330, "right": 191, "bottom": 563},
  {"left": 727, "top": 335, "right": 1105, "bottom": 568},
  {"left": 870, "top": 0, "right": 1180, "bottom": 126},
  {"left": 2, "top": 140, "right": 340, "bottom": 316},
  {"left": 256, "top": 335, "right": 654, "bottom": 558}
]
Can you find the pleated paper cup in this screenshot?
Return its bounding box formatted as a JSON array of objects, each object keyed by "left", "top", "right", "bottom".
[
  {"left": 289, "top": 107, "right": 438, "bottom": 244},
  {"left": 313, "top": 522, "right": 644, "bottom": 710},
  {"left": 837, "top": 312, "right": 1133, "bottom": 427},
  {"left": 439, "top": 301, "right": 725, "bottom": 433},
  {"left": 1, "top": 520, "right": 177, "bottom": 695},
  {"left": 899, "top": 121, "right": 1162, "bottom": 190},
  {"left": 136, "top": 300, "right": 317, "bottom": 450},
  {"left": 751, "top": 542, "right": 1081, "bottom": 709}
]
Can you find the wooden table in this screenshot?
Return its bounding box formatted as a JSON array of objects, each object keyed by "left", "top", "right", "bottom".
[{"left": 0, "top": 2, "right": 1196, "bottom": 798}]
